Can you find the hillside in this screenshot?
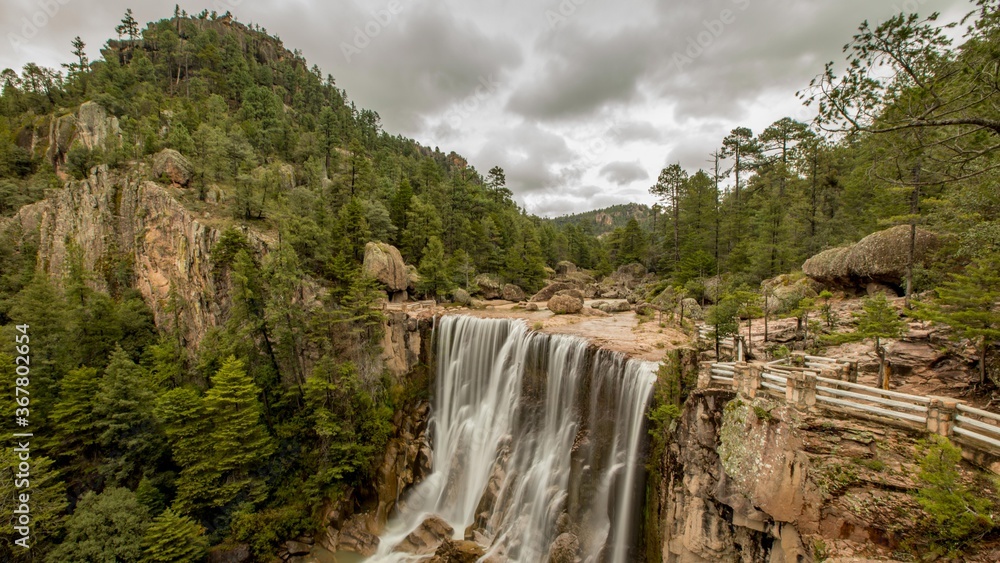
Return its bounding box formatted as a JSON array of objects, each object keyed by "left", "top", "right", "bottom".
[{"left": 548, "top": 202, "right": 654, "bottom": 236}]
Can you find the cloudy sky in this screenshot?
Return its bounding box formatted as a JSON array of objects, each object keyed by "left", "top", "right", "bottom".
[{"left": 2, "top": 0, "right": 971, "bottom": 216}]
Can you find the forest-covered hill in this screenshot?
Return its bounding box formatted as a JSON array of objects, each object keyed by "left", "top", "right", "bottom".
[{"left": 0, "top": 2, "right": 998, "bottom": 561}]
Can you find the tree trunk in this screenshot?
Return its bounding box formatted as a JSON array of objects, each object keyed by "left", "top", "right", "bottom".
[
  {"left": 981, "top": 336, "right": 988, "bottom": 385},
  {"left": 875, "top": 336, "right": 885, "bottom": 389},
  {"left": 905, "top": 161, "right": 920, "bottom": 309}
]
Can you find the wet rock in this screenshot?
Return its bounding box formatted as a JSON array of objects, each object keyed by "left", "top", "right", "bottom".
[
  {"left": 547, "top": 532, "right": 580, "bottom": 563},
  {"left": 285, "top": 541, "right": 311, "bottom": 556},
  {"left": 393, "top": 515, "right": 454, "bottom": 556},
  {"left": 428, "top": 539, "right": 486, "bottom": 563},
  {"left": 337, "top": 517, "right": 379, "bottom": 557}
]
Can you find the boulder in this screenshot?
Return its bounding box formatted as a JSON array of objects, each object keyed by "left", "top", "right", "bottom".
[
  {"left": 680, "top": 298, "right": 703, "bottom": 320},
  {"left": 363, "top": 242, "right": 408, "bottom": 293},
  {"left": 502, "top": 284, "right": 526, "bottom": 302},
  {"left": 866, "top": 282, "right": 898, "bottom": 297},
  {"left": 597, "top": 300, "right": 632, "bottom": 314},
  {"left": 548, "top": 294, "right": 584, "bottom": 315},
  {"left": 802, "top": 225, "right": 939, "bottom": 288},
  {"left": 452, "top": 288, "right": 472, "bottom": 306},
  {"left": 337, "top": 516, "right": 379, "bottom": 556},
  {"left": 406, "top": 264, "right": 421, "bottom": 292},
  {"left": 285, "top": 541, "right": 311, "bottom": 556},
  {"left": 208, "top": 544, "right": 251, "bottom": 563},
  {"left": 555, "top": 260, "right": 577, "bottom": 275},
  {"left": 581, "top": 306, "right": 610, "bottom": 317},
  {"left": 152, "top": 149, "right": 193, "bottom": 186},
  {"left": 531, "top": 282, "right": 580, "bottom": 302},
  {"left": 547, "top": 532, "right": 580, "bottom": 563},
  {"left": 474, "top": 274, "right": 503, "bottom": 299},
  {"left": 525, "top": 302, "right": 539, "bottom": 312},
  {"left": 393, "top": 515, "right": 454, "bottom": 556},
  {"left": 635, "top": 302, "right": 655, "bottom": 316},
  {"left": 763, "top": 275, "right": 821, "bottom": 314},
  {"left": 429, "top": 539, "right": 486, "bottom": 563},
  {"left": 555, "top": 288, "right": 585, "bottom": 300}
]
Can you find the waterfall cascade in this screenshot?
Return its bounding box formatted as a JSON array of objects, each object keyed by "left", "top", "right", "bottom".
[{"left": 371, "top": 315, "right": 657, "bottom": 562}]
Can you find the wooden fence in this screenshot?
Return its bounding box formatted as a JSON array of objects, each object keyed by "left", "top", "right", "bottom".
[{"left": 704, "top": 355, "right": 1000, "bottom": 458}]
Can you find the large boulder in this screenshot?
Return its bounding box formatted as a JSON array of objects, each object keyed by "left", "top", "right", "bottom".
[
  {"left": 680, "top": 298, "right": 704, "bottom": 320},
  {"left": 548, "top": 294, "right": 584, "bottom": 315},
  {"left": 531, "top": 281, "right": 579, "bottom": 302},
  {"left": 428, "top": 539, "right": 485, "bottom": 563},
  {"left": 452, "top": 288, "right": 472, "bottom": 306},
  {"left": 555, "top": 260, "right": 577, "bottom": 275},
  {"left": 393, "top": 515, "right": 454, "bottom": 556},
  {"left": 502, "top": 283, "right": 526, "bottom": 302},
  {"left": 363, "top": 242, "right": 408, "bottom": 293},
  {"left": 802, "top": 225, "right": 939, "bottom": 289},
  {"left": 152, "top": 149, "right": 193, "bottom": 186},
  {"left": 473, "top": 274, "right": 503, "bottom": 299},
  {"left": 763, "top": 275, "right": 821, "bottom": 314}
]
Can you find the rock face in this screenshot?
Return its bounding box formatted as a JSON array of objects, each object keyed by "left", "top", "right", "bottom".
[
  {"left": 5, "top": 166, "right": 255, "bottom": 345},
  {"left": 548, "top": 294, "right": 584, "bottom": 315},
  {"left": 45, "top": 101, "right": 122, "bottom": 170},
  {"left": 803, "top": 225, "right": 939, "bottom": 289},
  {"left": 363, "top": 242, "right": 409, "bottom": 294},
  {"left": 380, "top": 313, "right": 424, "bottom": 378},
  {"left": 152, "top": 149, "right": 193, "bottom": 186},
  {"left": 652, "top": 390, "right": 817, "bottom": 562},
  {"left": 546, "top": 532, "right": 580, "bottom": 563}
]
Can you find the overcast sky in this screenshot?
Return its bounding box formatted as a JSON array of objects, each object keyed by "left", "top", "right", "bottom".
[{"left": 1, "top": 0, "right": 971, "bottom": 216}]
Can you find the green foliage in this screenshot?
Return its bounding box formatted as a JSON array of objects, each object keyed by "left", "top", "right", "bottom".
[
  {"left": 0, "top": 447, "right": 67, "bottom": 561},
  {"left": 855, "top": 293, "right": 905, "bottom": 342},
  {"left": 417, "top": 236, "right": 453, "bottom": 300},
  {"left": 139, "top": 508, "right": 209, "bottom": 563},
  {"left": 914, "top": 256, "right": 1000, "bottom": 385},
  {"left": 47, "top": 487, "right": 150, "bottom": 563},
  {"left": 916, "top": 436, "right": 994, "bottom": 547}
]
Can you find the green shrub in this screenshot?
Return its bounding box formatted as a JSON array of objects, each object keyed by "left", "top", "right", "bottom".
[{"left": 916, "top": 436, "right": 994, "bottom": 546}]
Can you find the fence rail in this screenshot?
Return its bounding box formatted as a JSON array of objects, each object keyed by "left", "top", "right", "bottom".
[{"left": 704, "top": 354, "right": 1000, "bottom": 458}]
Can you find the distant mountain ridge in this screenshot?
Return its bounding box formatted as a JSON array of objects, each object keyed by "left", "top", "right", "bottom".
[{"left": 548, "top": 203, "right": 654, "bottom": 235}]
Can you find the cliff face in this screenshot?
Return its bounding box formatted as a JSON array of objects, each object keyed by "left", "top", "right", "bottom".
[{"left": 7, "top": 165, "right": 250, "bottom": 344}]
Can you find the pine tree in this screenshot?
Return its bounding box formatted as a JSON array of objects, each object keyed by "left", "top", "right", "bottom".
[
  {"left": 139, "top": 509, "right": 209, "bottom": 563},
  {"left": 49, "top": 366, "right": 102, "bottom": 485},
  {"left": 855, "top": 293, "right": 905, "bottom": 388},
  {"left": 94, "top": 347, "right": 163, "bottom": 486},
  {"left": 418, "top": 236, "right": 453, "bottom": 300},
  {"left": 47, "top": 487, "right": 149, "bottom": 563},
  {"left": 202, "top": 356, "right": 275, "bottom": 509},
  {"left": 915, "top": 258, "right": 1000, "bottom": 386}
]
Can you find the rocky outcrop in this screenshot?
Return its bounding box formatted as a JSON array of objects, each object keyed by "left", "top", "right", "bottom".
[
  {"left": 6, "top": 166, "right": 260, "bottom": 345},
  {"left": 364, "top": 242, "right": 409, "bottom": 294},
  {"left": 45, "top": 101, "right": 122, "bottom": 170},
  {"left": 393, "top": 515, "right": 454, "bottom": 556},
  {"left": 763, "top": 274, "right": 822, "bottom": 314},
  {"left": 152, "top": 148, "right": 193, "bottom": 186},
  {"left": 428, "top": 538, "right": 486, "bottom": 563},
  {"left": 803, "top": 226, "right": 939, "bottom": 290},
  {"left": 531, "top": 281, "right": 579, "bottom": 302},
  {"left": 380, "top": 313, "right": 424, "bottom": 378},
  {"left": 555, "top": 260, "right": 577, "bottom": 275},
  {"left": 473, "top": 274, "right": 503, "bottom": 299},
  {"left": 548, "top": 294, "right": 583, "bottom": 315}
]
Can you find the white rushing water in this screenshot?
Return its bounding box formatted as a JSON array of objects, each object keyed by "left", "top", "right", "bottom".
[{"left": 370, "top": 315, "right": 657, "bottom": 562}]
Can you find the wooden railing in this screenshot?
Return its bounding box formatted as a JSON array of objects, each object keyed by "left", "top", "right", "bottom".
[{"left": 702, "top": 354, "right": 1000, "bottom": 458}]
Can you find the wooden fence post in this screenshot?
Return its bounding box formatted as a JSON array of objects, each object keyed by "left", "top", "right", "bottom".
[{"left": 926, "top": 397, "right": 961, "bottom": 437}]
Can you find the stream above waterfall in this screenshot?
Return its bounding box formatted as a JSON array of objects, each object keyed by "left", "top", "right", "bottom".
[{"left": 367, "top": 315, "right": 658, "bottom": 562}]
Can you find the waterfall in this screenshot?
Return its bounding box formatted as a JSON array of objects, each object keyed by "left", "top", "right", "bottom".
[{"left": 370, "top": 315, "right": 657, "bottom": 562}]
